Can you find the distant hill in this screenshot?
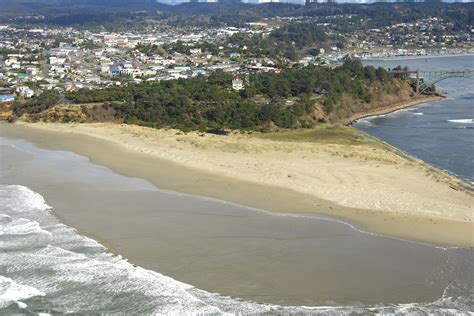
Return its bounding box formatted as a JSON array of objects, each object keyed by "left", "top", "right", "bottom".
[
  {"left": 0, "top": 0, "right": 167, "bottom": 13},
  {"left": 0, "top": 0, "right": 471, "bottom": 29}
]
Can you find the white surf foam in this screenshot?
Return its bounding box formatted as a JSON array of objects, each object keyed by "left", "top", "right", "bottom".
[
  {"left": 0, "top": 276, "right": 45, "bottom": 309},
  {"left": 448, "top": 118, "right": 473, "bottom": 124},
  {"left": 0, "top": 218, "right": 51, "bottom": 236},
  {"left": 0, "top": 185, "right": 51, "bottom": 215}
]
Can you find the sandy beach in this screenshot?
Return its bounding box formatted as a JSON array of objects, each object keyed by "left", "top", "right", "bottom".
[{"left": 1, "top": 122, "right": 472, "bottom": 247}]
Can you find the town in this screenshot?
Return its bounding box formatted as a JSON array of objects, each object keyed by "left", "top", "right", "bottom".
[{"left": 0, "top": 9, "right": 472, "bottom": 103}]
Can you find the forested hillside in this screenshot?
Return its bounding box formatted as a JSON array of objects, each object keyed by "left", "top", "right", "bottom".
[
  {"left": 12, "top": 59, "right": 418, "bottom": 131},
  {"left": 1, "top": 0, "right": 472, "bottom": 31}
]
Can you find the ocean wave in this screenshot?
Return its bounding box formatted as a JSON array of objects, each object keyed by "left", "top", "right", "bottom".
[
  {"left": 0, "top": 184, "right": 472, "bottom": 315},
  {"left": 0, "top": 185, "right": 51, "bottom": 215},
  {"left": 0, "top": 218, "right": 51, "bottom": 237},
  {"left": 0, "top": 214, "right": 11, "bottom": 223},
  {"left": 354, "top": 118, "right": 374, "bottom": 126},
  {"left": 0, "top": 276, "right": 45, "bottom": 309},
  {"left": 447, "top": 119, "right": 473, "bottom": 124}
]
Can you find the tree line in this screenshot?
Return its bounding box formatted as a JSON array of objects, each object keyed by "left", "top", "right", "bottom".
[{"left": 14, "top": 59, "right": 402, "bottom": 131}]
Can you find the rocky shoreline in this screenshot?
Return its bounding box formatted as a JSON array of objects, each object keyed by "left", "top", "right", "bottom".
[{"left": 343, "top": 95, "right": 444, "bottom": 125}]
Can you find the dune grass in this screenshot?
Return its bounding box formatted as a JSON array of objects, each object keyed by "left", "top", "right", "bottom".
[{"left": 255, "top": 124, "right": 379, "bottom": 146}]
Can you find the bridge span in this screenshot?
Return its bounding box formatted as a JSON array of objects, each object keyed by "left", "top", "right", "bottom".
[{"left": 389, "top": 68, "right": 474, "bottom": 94}]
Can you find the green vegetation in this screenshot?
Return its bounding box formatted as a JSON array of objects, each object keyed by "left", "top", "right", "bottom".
[
  {"left": 162, "top": 41, "right": 219, "bottom": 56},
  {"left": 1, "top": 1, "right": 471, "bottom": 33},
  {"left": 66, "top": 71, "right": 311, "bottom": 130},
  {"left": 256, "top": 124, "right": 374, "bottom": 146},
  {"left": 227, "top": 23, "right": 336, "bottom": 61},
  {"left": 0, "top": 48, "right": 19, "bottom": 59},
  {"left": 59, "top": 59, "right": 399, "bottom": 131},
  {"left": 12, "top": 90, "right": 59, "bottom": 117},
  {"left": 270, "top": 23, "right": 327, "bottom": 49},
  {"left": 225, "top": 22, "right": 344, "bottom": 61},
  {"left": 135, "top": 44, "right": 167, "bottom": 57}
]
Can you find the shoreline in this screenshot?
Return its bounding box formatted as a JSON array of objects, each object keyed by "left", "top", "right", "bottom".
[
  {"left": 343, "top": 95, "right": 444, "bottom": 125},
  {"left": 361, "top": 53, "right": 474, "bottom": 62},
  {"left": 1, "top": 121, "right": 472, "bottom": 247},
  {"left": 2, "top": 142, "right": 465, "bottom": 307}
]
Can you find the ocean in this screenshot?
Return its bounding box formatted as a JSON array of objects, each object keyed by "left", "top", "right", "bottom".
[{"left": 358, "top": 55, "right": 474, "bottom": 183}]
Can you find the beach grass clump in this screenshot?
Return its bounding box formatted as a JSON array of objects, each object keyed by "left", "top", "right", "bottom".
[{"left": 256, "top": 124, "right": 374, "bottom": 146}]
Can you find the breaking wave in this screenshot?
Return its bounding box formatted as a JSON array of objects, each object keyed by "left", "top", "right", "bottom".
[
  {"left": 0, "top": 276, "right": 45, "bottom": 309},
  {"left": 447, "top": 119, "right": 473, "bottom": 124}
]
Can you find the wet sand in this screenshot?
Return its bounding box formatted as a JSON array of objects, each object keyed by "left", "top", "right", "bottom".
[
  {"left": 1, "top": 136, "right": 472, "bottom": 307},
  {"left": 1, "top": 122, "right": 472, "bottom": 247}
]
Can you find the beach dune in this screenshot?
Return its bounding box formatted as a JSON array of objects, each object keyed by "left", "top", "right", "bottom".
[{"left": 1, "top": 122, "right": 473, "bottom": 247}]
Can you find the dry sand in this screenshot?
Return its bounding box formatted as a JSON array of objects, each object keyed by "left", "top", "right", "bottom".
[{"left": 4, "top": 121, "right": 474, "bottom": 246}]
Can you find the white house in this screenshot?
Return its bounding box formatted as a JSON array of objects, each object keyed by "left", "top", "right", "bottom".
[{"left": 232, "top": 76, "right": 244, "bottom": 91}]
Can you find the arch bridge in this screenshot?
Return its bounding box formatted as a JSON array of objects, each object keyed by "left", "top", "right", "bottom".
[{"left": 389, "top": 69, "right": 474, "bottom": 94}]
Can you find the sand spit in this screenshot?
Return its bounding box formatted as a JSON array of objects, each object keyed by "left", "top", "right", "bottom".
[{"left": 3, "top": 122, "right": 473, "bottom": 246}]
